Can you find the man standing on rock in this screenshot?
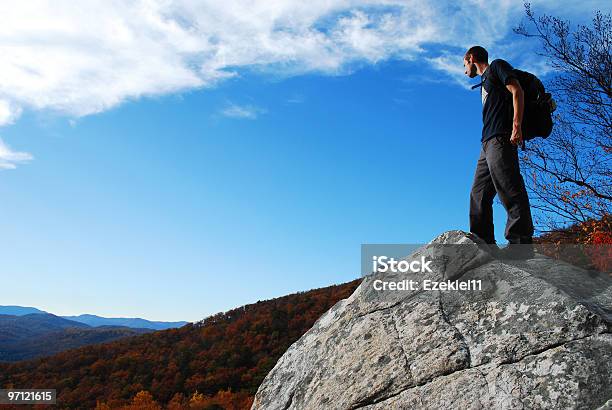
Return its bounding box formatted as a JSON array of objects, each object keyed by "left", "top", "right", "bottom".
[{"left": 463, "top": 46, "right": 534, "bottom": 258}]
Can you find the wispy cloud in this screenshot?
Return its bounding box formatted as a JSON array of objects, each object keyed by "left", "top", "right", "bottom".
[
  {"left": 221, "top": 103, "right": 266, "bottom": 120},
  {"left": 0, "top": 100, "right": 23, "bottom": 125},
  {"left": 286, "top": 94, "right": 305, "bottom": 104},
  {"left": 0, "top": 0, "right": 591, "bottom": 128},
  {"left": 0, "top": 138, "right": 33, "bottom": 169},
  {"left": 425, "top": 52, "right": 473, "bottom": 90}
]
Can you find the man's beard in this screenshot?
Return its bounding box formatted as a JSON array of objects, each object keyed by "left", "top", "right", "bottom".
[{"left": 468, "top": 64, "right": 477, "bottom": 78}]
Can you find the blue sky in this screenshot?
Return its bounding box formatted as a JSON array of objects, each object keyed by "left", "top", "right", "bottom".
[{"left": 0, "top": 1, "right": 608, "bottom": 322}]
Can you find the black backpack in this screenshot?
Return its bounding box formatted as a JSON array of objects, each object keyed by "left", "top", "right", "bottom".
[{"left": 473, "top": 68, "right": 556, "bottom": 141}]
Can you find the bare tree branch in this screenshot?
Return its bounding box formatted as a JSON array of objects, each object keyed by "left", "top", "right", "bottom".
[{"left": 514, "top": 3, "right": 611, "bottom": 231}]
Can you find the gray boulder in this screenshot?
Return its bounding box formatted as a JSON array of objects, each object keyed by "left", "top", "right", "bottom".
[{"left": 252, "top": 231, "right": 612, "bottom": 410}]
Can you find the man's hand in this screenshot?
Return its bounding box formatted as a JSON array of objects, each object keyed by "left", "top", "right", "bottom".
[{"left": 510, "top": 121, "right": 523, "bottom": 147}]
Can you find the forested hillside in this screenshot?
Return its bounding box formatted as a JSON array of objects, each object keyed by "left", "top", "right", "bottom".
[{"left": 0, "top": 279, "right": 361, "bottom": 409}]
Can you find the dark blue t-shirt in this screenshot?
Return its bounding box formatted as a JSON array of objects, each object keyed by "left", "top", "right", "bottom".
[{"left": 481, "top": 59, "right": 517, "bottom": 142}]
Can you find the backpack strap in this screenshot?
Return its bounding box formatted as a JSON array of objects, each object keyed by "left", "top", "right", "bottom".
[
  {"left": 473, "top": 68, "right": 527, "bottom": 149},
  {"left": 487, "top": 68, "right": 512, "bottom": 95}
]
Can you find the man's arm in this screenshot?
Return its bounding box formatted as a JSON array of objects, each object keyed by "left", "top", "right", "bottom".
[{"left": 506, "top": 78, "right": 524, "bottom": 147}]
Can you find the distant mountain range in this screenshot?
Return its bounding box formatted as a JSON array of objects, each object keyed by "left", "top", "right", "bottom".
[
  {"left": 0, "top": 313, "right": 153, "bottom": 361},
  {"left": 61, "top": 314, "right": 188, "bottom": 330},
  {"left": 0, "top": 305, "right": 47, "bottom": 316},
  {"left": 0, "top": 306, "right": 189, "bottom": 362},
  {"left": 0, "top": 305, "right": 189, "bottom": 330},
  {"left": 0, "top": 279, "right": 362, "bottom": 408}
]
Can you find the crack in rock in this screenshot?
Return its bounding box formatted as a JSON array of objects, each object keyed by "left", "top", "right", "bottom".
[
  {"left": 354, "top": 291, "right": 423, "bottom": 319},
  {"left": 281, "top": 391, "right": 294, "bottom": 410},
  {"left": 390, "top": 311, "right": 412, "bottom": 373},
  {"left": 438, "top": 291, "right": 472, "bottom": 367},
  {"left": 346, "top": 312, "right": 415, "bottom": 410},
  {"left": 351, "top": 333, "right": 611, "bottom": 409}
]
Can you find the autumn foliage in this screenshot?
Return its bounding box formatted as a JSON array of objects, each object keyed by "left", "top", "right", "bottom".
[
  {"left": 0, "top": 280, "right": 361, "bottom": 409},
  {"left": 534, "top": 214, "right": 611, "bottom": 273}
]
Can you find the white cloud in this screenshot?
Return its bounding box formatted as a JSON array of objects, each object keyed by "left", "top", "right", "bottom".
[
  {"left": 426, "top": 53, "right": 473, "bottom": 90},
  {"left": 286, "top": 94, "right": 305, "bottom": 104},
  {"left": 0, "top": 138, "right": 33, "bottom": 169},
  {"left": 0, "top": 0, "right": 587, "bottom": 129},
  {"left": 221, "top": 103, "right": 266, "bottom": 119},
  {"left": 0, "top": 100, "right": 23, "bottom": 126}
]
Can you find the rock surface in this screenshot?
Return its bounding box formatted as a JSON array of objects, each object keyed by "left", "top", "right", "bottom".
[{"left": 252, "top": 231, "right": 612, "bottom": 410}]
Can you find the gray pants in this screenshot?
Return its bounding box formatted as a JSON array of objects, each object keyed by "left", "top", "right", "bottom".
[{"left": 469, "top": 135, "right": 534, "bottom": 244}]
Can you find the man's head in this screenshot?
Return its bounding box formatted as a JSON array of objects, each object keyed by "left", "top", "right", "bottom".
[{"left": 463, "top": 46, "right": 488, "bottom": 78}]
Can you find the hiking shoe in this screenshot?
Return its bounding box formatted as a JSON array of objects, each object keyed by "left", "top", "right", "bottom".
[
  {"left": 479, "top": 243, "right": 502, "bottom": 258},
  {"left": 498, "top": 244, "right": 535, "bottom": 260}
]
